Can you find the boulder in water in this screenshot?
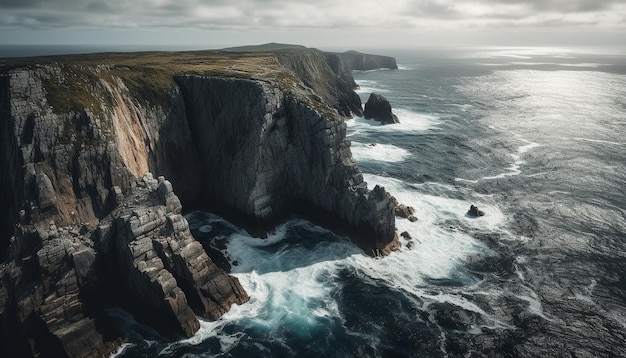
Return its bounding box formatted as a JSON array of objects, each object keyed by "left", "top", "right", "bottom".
[
  {"left": 400, "top": 231, "right": 413, "bottom": 240},
  {"left": 395, "top": 203, "right": 415, "bottom": 218},
  {"left": 363, "top": 93, "right": 399, "bottom": 124},
  {"left": 468, "top": 204, "right": 485, "bottom": 217}
]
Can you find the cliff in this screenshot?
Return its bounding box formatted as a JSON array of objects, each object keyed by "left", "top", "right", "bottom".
[
  {"left": 221, "top": 44, "right": 398, "bottom": 117},
  {"left": 325, "top": 50, "right": 399, "bottom": 72},
  {"left": 0, "top": 48, "right": 398, "bottom": 357}
]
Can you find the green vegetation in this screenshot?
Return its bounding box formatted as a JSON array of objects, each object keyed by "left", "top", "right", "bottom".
[
  {"left": 0, "top": 48, "right": 339, "bottom": 123},
  {"left": 41, "top": 65, "right": 104, "bottom": 116}
]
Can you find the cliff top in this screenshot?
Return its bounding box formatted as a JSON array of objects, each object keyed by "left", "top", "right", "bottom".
[
  {"left": 0, "top": 48, "right": 345, "bottom": 118},
  {"left": 0, "top": 49, "right": 294, "bottom": 83},
  {"left": 0, "top": 46, "right": 396, "bottom": 114}
]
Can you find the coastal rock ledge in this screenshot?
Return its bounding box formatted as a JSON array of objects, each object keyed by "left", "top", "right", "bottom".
[{"left": 0, "top": 48, "right": 399, "bottom": 356}]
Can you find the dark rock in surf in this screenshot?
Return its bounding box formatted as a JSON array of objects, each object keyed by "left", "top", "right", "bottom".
[
  {"left": 390, "top": 196, "right": 416, "bottom": 220},
  {"left": 363, "top": 93, "right": 399, "bottom": 124},
  {"left": 395, "top": 204, "right": 415, "bottom": 219},
  {"left": 468, "top": 205, "right": 485, "bottom": 217},
  {"left": 400, "top": 231, "right": 413, "bottom": 240}
]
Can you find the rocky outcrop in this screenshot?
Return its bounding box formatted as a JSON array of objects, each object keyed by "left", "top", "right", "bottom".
[
  {"left": 364, "top": 93, "right": 399, "bottom": 124},
  {"left": 0, "top": 48, "right": 399, "bottom": 356},
  {"left": 99, "top": 174, "right": 248, "bottom": 337},
  {"left": 468, "top": 205, "right": 485, "bottom": 217},
  {"left": 391, "top": 197, "right": 417, "bottom": 222},
  {"left": 0, "top": 173, "right": 247, "bottom": 357}
]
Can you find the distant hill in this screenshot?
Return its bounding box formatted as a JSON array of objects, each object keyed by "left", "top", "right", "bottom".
[{"left": 221, "top": 42, "right": 308, "bottom": 52}]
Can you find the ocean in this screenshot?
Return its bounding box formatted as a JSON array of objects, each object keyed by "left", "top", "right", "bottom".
[{"left": 103, "top": 46, "right": 626, "bottom": 357}]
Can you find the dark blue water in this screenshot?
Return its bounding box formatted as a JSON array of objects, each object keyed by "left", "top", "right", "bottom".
[{"left": 114, "top": 46, "right": 626, "bottom": 357}]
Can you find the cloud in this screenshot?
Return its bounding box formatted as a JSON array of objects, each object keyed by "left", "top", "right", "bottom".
[{"left": 0, "top": 0, "right": 624, "bottom": 44}]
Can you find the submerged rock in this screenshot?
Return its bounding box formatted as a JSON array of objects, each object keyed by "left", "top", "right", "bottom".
[{"left": 363, "top": 93, "right": 399, "bottom": 124}]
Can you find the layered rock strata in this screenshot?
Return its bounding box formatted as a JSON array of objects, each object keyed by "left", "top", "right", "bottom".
[
  {"left": 0, "top": 48, "right": 399, "bottom": 356},
  {"left": 100, "top": 174, "right": 248, "bottom": 336}
]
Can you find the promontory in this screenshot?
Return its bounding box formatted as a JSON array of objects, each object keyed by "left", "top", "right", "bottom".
[{"left": 0, "top": 45, "right": 399, "bottom": 357}]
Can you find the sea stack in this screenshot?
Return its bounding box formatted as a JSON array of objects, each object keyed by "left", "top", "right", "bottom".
[{"left": 363, "top": 93, "right": 400, "bottom": 124}]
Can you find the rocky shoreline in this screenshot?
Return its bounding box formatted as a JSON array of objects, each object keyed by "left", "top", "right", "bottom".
[{"left": 0, "top": 47, "right": 400, "bottom": 356}]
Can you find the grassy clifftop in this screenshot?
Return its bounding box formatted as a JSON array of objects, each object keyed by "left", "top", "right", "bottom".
[{"left": 1, "top": 49, "right": 344, "bottom": 119}]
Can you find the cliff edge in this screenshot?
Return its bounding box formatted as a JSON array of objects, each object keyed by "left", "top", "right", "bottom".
[{"left": 0, "top": 48, "right": 399, "bottom": 357}]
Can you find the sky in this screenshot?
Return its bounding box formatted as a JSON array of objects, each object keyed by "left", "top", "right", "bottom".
[{"left": 0, "top": 0, "right": 625, "bottom": 50}]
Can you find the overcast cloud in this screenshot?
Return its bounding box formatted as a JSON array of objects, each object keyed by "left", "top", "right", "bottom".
[{"left": 0, "top": 0, "right": 624, "bottom": 47}]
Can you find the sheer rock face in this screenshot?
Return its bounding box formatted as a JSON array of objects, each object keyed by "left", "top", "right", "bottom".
[
  {"left": 0, "top": 49, "right": 398, "bottom": 357},
  {"left": 177, "top": 76, "right": 396, "bottom": 254}
]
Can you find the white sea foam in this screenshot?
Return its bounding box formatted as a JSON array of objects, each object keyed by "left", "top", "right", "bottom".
[
  {"left": 355, "top": 79, "right": 389, "bottom": 94},
  {"left": 364, "top": 174, "right": 507, "bottom": 232},
  {"left": 350, "top": 142, "right": 410, "bottom": 163},
  {"left": 347, "top": 109, "right": 440, "bottom": 134},
  {"left": 173, "top": 150, "right": 524, "bottom": 349},
  {"left": 571, "top": 137, "right": 626, "bottom": 146},
  {"left": 457, "top": 138, "right": 540, "bottom": 182},
  {"left": 350, "top": 173, "right": 502, "bottom": 296},
  {"left": 217, "top": 221, "right": 357, "bottom": 337},
  {"left": 176, "top": 177, "right": 509, "bottom": 347},
  {"left": 198, "top": 224, "right": 213, "bottom": 233},
  {"left": 110, "top": 343, "right": 133, "bottom": 358},
  {"left": 514, "top": 285, "right": 557, "bottom": 323}
]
